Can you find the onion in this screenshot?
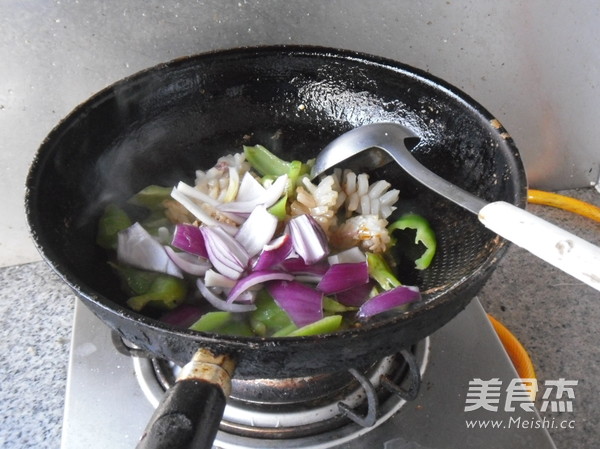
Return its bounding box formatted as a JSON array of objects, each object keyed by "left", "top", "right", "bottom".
[
  {"left": 164, "top": 246, "right": 211, "bottom": 276},
  {"left": 197, "top": 279, "right": 256, "bottom": 312},
  {"left": 316, "top": 262, "right": 369, "bottom": 294},
  {"left": 357, "top": 286, "right": 421, "bottom": 318},
  {"left": 286, "top": 214, "right": 329, "bottom": 265},
  {"left": 160, "top": 304, "right": 204, "bottom": 328},
  {"left": 223, "top": 166, "right": 240, "bottom": 202},
  {"left": 293, "top": 275, "right": 322, "bottom": 284},
  {"left": 175, "top": 182, "right": 244, "bottom": 224},
  {"left": 266, "top": 280, "right": 323, "bottom": 327},
  {"left": 252, "top": 234, "right": 294, "bottom": 271},
  {"left": 170, "top": 187, "right": 237, "bottom": 233},
  {"left": 235, "top": 171, "right": 266, "bottom": 202},
  {"left": 327, "top": 247, "right": 365, "bottom": 265},
  {"left": 171, "top": 224, "right": 208, "bottom": 258},
  {"left": 200, "top": 226, "right": 250, "bottom": 280},
  {"left": 157, "top": 226, "right": 171, "bottom": 245},
  {"left": 336, "top": 281, "right": 373, "bottom": 307},
  {"left": 218, "top": 174, "right": 288, "bottom": 213},
  {"left": 176, "top": 181, "right": 219, "bottom": 205},
  {"left": 204, "top": 269, "right": 236, "bottom": 289},
  {"left": 117, "top": 223, "right": 182, "bottom": 278},
  {"left": 280, "top": 257, "right": 329, "bottom": 275},
  {"left": 234, "top": 290, "right": 257, "bottom": 304},
  {"left": 227, "top": 270, "right": 294, "bottom": 304},
  {"left": 235, "top": 205, "right": 278, "bottom": 257}
]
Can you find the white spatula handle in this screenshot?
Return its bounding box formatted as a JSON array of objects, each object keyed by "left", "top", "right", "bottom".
[{"left": 478, "top": 201, "right": 600, "bottom": 291}]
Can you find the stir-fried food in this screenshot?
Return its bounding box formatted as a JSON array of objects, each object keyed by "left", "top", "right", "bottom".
[{"left": 97, "top": 144, "right": 437, "bottom": 337}]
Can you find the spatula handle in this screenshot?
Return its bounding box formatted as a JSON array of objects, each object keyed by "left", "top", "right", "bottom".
[{"left": 478, "top": 201, "right": 600, "bottom": 292}]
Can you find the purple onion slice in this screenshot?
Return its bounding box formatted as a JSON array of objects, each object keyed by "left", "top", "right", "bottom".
[
  {"left": 266, "top": 280, "right": 323, "bottom": 327},
  {"left": 357, "top": 285, "right": 421, "bottom": 318}
]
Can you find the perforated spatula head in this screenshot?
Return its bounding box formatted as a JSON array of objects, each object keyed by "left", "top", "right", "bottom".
[
  {"left": 312, "top": 123, "right": 600, "bottom": 291},
  {"left": 310, "top": 122, "right": 488, "bottom": 214}
]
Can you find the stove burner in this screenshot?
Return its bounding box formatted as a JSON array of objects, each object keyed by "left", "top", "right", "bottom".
[
  {"left": 121, "top": 337, "right": 429, "bottom": 442},
  {"left": 64, "top": 299, "right": 557, "bottom": 449}
]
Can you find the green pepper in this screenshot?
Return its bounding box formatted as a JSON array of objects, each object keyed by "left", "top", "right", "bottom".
[
  {"left": 244, "top": 145, "right": 290, "bottom": 177},
  {"left": 286, "top": 159, "right": 311, "bottom": 198},
  {"left": 243, "top": 145, "right": 311, "bottom": 200},
  {"left": 271, "top": 323, "right": 298, "bottom": 337},
  {"left": 124, "top": 273, "right": 188, "bottom": 312},
  {"left": 189, "top": 311, "right": 232, "bottom": 332},
  {"left": 96, "top": 204, "right": 132, "bottom": 250},
  {"left": 250, "top": 290, "right": 294, "bottom": 336},
  {"left": 268, "top": 194, "right": 288, "bottom": 220},
  {"left": 366, "top": 252, "right": 401, "bottom": 290},
  {"left": 127, "top": 185, "right": 173, "bottom": 235},
  {"left": 127, "top": 185, "right": 172, "bottom": 210},
  {"left": 323, "top": 296, "right": 356, "bottom": 313},
  {"left": 188, "top": 311, "right": 254, "bottom": 336},
  {"left": 387, "top": 213, "right": 437, "bottom": 270},
  {"left": 109, "top": 262, "right": 157, "bottom": 295},
  {"left": 218, "top": 319, "right": 255, "bottom": 337},
  {"left": 287, "top": 315, "right": 343, "bottom": 337}
]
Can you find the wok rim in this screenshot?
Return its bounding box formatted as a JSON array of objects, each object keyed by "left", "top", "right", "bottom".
[{"left": 25, "top": 44, "right": 527, "bottom": 352}]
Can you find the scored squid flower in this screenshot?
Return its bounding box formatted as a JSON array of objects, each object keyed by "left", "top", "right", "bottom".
[
  {"left": 289, "top": 175, "right": 345, "bottom": 233},
  {"left": 335, "top": 169, "right": 399, "bottom": 220},
  {"left": 329, "top": 214, "right": 391, "bottom": 254},
  {"left": 194, "top": 152, "right": 251, "bottom": 203}
]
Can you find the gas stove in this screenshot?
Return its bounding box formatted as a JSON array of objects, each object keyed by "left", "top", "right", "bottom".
[{"left": 61, "top": 298, "right": 556, "bottom": 449}]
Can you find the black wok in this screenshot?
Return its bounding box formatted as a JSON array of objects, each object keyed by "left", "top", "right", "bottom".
[{"left": 25, "top": 46, "right": 526, "bottom": 448}]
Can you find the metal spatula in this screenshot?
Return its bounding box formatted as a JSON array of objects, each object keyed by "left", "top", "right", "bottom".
[{"left": 311, "top": 122, "right": 600, "bottom": 291}]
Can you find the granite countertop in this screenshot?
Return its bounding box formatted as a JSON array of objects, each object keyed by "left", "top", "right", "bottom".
[{"left": 1, "top": 188, "right": 598, "bottom": 449}]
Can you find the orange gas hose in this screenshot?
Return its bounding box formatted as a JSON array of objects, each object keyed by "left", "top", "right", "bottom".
[
  {"left": 487, "top": 314, "right": 537, "bottom": 400},
  {"left": 527, "top": 189, "right": 600, "bottom": 223}
]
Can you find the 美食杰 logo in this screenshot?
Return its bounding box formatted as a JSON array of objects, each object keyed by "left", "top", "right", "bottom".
[{"left": 463, "top": 378, "right": 577, "bottom": 430}]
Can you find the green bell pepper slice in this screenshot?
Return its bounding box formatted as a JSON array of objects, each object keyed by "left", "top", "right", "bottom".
[
  {"left": 250, "top": 290, "right": 294, "bottom": 336},
  {"left": 111, "top": 263, "right": 187, "bottom": 312},
  {"left": 243, "top": 144, "right": 311, "bottom": 200},
  {"left": 189, "top": 311, "right": 232, "bottom": 332},
  {"left": 109, "top": 262, "right": 156, "bottom": 295},
  {"left": 243, "top": 144, "right": 290, "bottom": 177},
  {"left": 323, "top": 296, "right": 356, "bottom": 313},
  {"left": 287, "top": 315, "right": 343, "bottom": 337},
  {"left": 388, "top": 213, "right": 437, "bottom": 270},
  {"left": 366, "top": 252, "right": 401, "bottom": 291},
  {"left": 268, "top": 194, "right": 288, "bottom": 220},
  {"left": 96, "top": 204, "right": 132, "bottom": 250},
  {"left": 127, "top": 185, "right": 173, "bottom": 235},
  {"left": 127, "top": 185, "right": 172, "bottom": 209},
  {"left": 126, "top": 274, "right": 188, "bottom": 312},
  {"left": 271, "top": 323, "right": 299, "bottom": 337}
]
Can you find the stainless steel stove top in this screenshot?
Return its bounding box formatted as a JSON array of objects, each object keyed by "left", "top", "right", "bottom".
[{"left": 61, "top": 298, "right": 556, "bottom": 449}]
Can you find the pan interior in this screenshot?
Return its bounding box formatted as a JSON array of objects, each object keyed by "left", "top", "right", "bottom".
[{"left": 26, "top": 46, "right": 525, "bottom": 347}]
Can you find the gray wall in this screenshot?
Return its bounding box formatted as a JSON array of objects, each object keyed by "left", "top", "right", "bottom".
[{"left": 2, "top": 0, "right": 599, "bottom": 265}]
